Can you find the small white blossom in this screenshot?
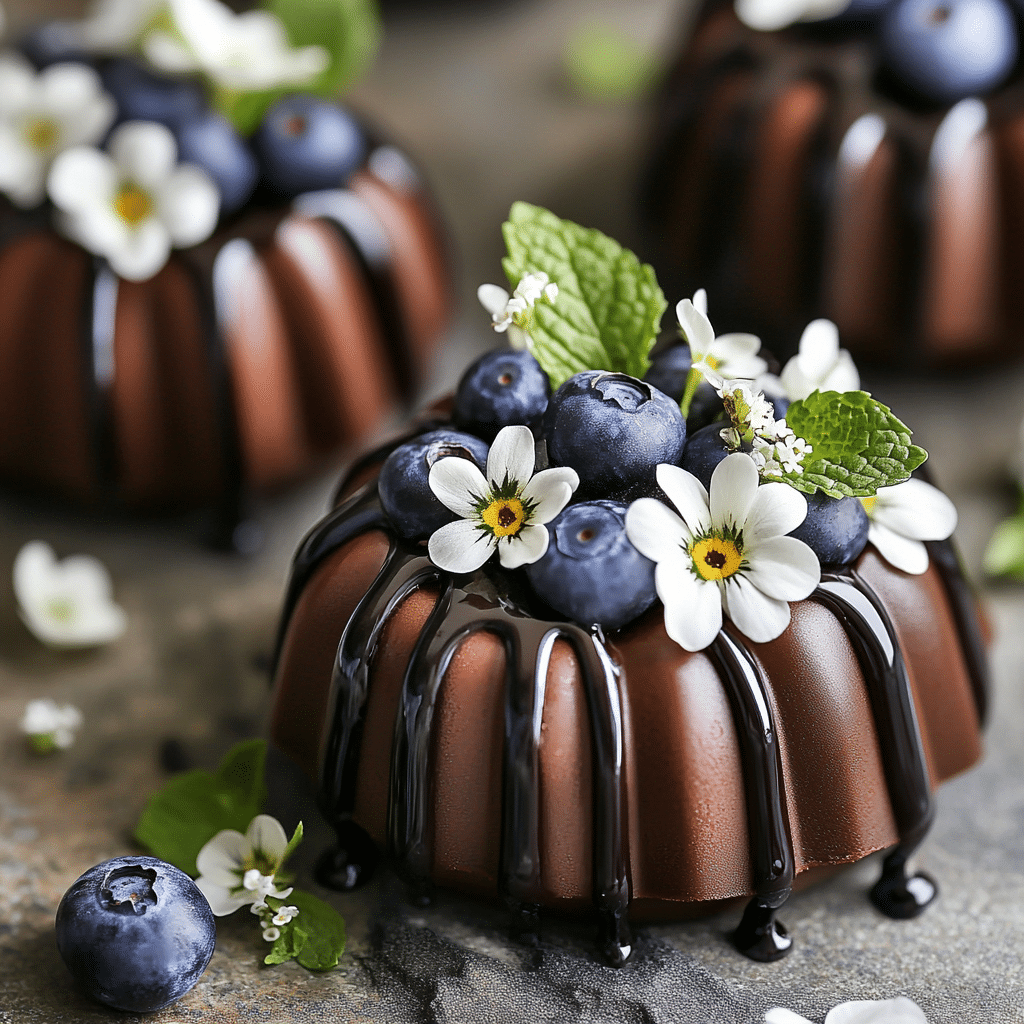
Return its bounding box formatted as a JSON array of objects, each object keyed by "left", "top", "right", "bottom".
[
  {"left": 77, "top": 0, "right": 164, "bottom": 50},
  {"left": 272, "top": 904, "right": 300, "bottom": 926},
  {"left": 20, "top": 698, "right": 83, "bottom": 751},
  {"left": 143, "top": 0, "right": 329, "bottom": 91},
  {"left": 676, "top": 291, "right": 767, "bottom": 381},
  {"left": 716, "top": 380, "right": 813, "bottom": 477},
  {"left": 736, "top": 0, "right": 851, "bottom": 32},
  {"left": 626, "top": 453, "right": 820, "bottom": 651},
  {"left": 14, "top": 541, "right": 126, "bottom": 649},
  {"left": 862, "top": 479, "right": 957, "bottom": 575},
  {"left": 478, "top": 271, "right": 559, "bottom": 349},
  {"left": 428, "top": 425, "right": 578, "bottom": 573},
  {"left": 262, "top": 926, "right": 281, "bottom": 943},
  {"left": 766, "top": 995, "right": 928, "bottom": 1024},
  {"left": 0, "top": 56, "right": 115, "bottom": 208},
  {"left": 48, "top": 120, "right": 219, "bottom": 282},
  {"left": 780, "top": 319, "right": 860, "bottom": 402},
  {"left": 195, "top": 814, "right": 295, "bottom": 916}
]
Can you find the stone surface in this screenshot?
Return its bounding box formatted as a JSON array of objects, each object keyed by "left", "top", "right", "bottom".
[{"left": 3, "top": 0, "right": 1024, "bottom": 1022}]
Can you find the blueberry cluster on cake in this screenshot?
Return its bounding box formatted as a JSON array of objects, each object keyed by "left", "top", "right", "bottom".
[
  {"left": 269, "top": 204, "right": 987, "bottom": 964},
  {"left": 0, "top": 0, "right": 450, "bottom": 525},
  {"left": 644, "top": 0, "right": 1024, "bottom": 367}
]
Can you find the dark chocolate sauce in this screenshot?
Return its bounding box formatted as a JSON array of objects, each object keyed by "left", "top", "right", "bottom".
[{"left": 82, "top": 258, "right": 119, "bottom": 495}]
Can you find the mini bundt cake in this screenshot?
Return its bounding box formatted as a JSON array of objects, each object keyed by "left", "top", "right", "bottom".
[
  {"left": 268, "top": 207, "right": 988, "bottom": 964},
  {"left": 643, "top": 0, "right": 1024, "bottom": 367}
]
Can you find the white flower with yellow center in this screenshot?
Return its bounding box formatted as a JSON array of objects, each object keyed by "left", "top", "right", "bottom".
[
  {"left": 861, "top": 478, "right": 957, "bottom": 575},
  {"left": 195, "top": 814, "right": 295, "bottom": 916},
  {"left": 625, "top": 453, "right": 820, "bottom": 651},
  {"left": 13, "top": 541, "right": 126, "bottom": 649},
  {"left": 20, "top": 698, "right": 83, "bottom": 753},
  {"left": 428, "top": 424, "right": 579, "bottom": 573},
  {"left": 766, "top": 995, "right": 928, "bottom": 1024},
  {"left": 677, "top": 289, "right": 767, "bottom": 382},
  {"left": 0, "top": 55, "right": 115, "bottom": 208},
  {"left": 143, "top": 0, "right": 329, "bottom": 92},
  {"left": 780, "top": 318, "right": 860, "bottom": 402},
  {"left": 478, "top": 271, "right": 559, "bottom": 350},
  {"left": 47, "top": 120, "right": 219, "bottom": 282}
]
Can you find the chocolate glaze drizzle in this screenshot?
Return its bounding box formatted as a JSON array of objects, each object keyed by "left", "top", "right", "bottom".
[
  {"left": 82, "top": 258, "right": 119, "bottom": 495},
  {"left": 275, "top": 435, "right": 987, "bottom": 964}
]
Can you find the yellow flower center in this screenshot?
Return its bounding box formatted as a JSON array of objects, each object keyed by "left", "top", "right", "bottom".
[
  {"left": 860, "top": 495, "right": 877, "bottom": 517},
  {"left": 44, "top": 597, "right": 77, "bottom": 624},
  {"left": 704, "top": 354, "right": 720, "bottom": 370},
  {"left": 113, "top": 183, "right": 154, "bottom": 227},
  {"left": 23, "top": 116, "right": 59, "bottom": 153},
  {"left": 690, "top": 536, "right": 743, "bottom": 581},
  {"left": 481, "top": 497, "right": 526, "bottom": 537}
]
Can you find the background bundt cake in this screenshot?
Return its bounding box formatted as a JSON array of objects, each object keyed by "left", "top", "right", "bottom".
[
  {"left": 643, "top": 0, "right": 1024, "bottom": 368},
  {"left": 267, "top": 207, "right": 988, "bottom": 964}
]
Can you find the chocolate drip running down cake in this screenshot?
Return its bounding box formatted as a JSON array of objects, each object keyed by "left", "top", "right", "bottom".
[{"left": 643, "top": 0, "right": 1024, "bottom": 367}]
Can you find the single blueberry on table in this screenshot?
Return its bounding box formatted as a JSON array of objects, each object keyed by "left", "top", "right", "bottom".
[
  {"left": 453, "top": 348, "right": 551, "bottom": 439},
  {"left": 527, "top": 500, "right": 657, "bottom": 629},
  {"left": 175, "top": 110, "right": 259, "bottom": 214},
  {"left": 379, "top": 429, "right": 490, "bottom": 540},
  {"left": 543, "top": 371, "right": 687, "bottom": 499},
  {"left": 100, "top": 59, "right": 205, "bottom": 129},
  {"left": 880, "top": 0, "right": 1019, "bottom": 103},
  {"left": 789, "top": 490, "right": 870, "bottom": 566},
  {"left": 55, "top": 855, "right": 216, "bottom": 1013},
  {"left": 643, "top": 342, "right": 692, "bottom": 403},
  {"left": 255, "top": 95, "right": 366, "bottom": 198}
]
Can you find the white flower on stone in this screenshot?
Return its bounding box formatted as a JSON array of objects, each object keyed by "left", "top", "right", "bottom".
[
  {"left": 262, "top": 925, "right": 281, "bottom": 943},
  {"left": 195, "top": 814, "right": 295, "bottom": 916},
  {"left": 626, "top": 453, "right": 820, "bottom": 651},
  {"left": 862, "top": 478, "right": 957, "bottom": 575},
  {"left": 13, "top": 541, "right": 126, "bottom": 649},
  {"left": 478, "top": 271, "right": 559, "bottom": 350},
  {"left": 676, "top": 290, "right": 767, "bottom": 381},
  {"left": 428, "top": 424, "right": 579, "bottom": 573},
  {"left": 48, "top": 120, "right": 219, "bottom": 282},
  {"left": 736, "top": 0, "right": 851, "bottom": 32},
  {"left": 143, "top": 0, "right": 329, "bottom": 91},
  {"left": 0, "top": 55, "right": 115, "bottom": 208},
  {"left": 766, "top": 996, "right": 928, "bottom": 1024},
  {"left": 271, "top": 904, "right": 299, "bottom": 926},
  {"left": 77, "top": 0, "right": 165, "bottom": 51},
  {"left": 780, "top": 319, "right": 860, "bottom": 402},
  {"left": 20, "top": 698, "right": 83, "bottom": 751}
]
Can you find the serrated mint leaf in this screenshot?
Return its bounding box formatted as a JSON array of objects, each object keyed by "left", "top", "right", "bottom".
[
  {"left": 134, "top": 739, "right": 267, "bottom": 875},
  {"left": 501, "top": 202, "right": 666, "bottom": 389},
  {"left": 286, "top": 889, "right": 347, "bottom": 971},
  {"left": 769, "top": 390, "right": 927, "bottom": 498},
  {"left": 983, "top": 513, "right": 1024, "bottom": 580}
]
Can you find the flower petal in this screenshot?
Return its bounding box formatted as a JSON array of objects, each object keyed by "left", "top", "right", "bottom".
[
  {"left": 477, "top": 283, "right": 509, "bottom": 316},
  {"left": 821, "top": 348, "right": 859, "bottom": 393},
  {"left": 656, "top": 463, "right": 711, "bottom": 535},
  {"left": 196, "top": 828, "right": 249, "bottom": 883},
  {"left": 109, "top": 121, "right": 177, "bottom": 187},
  {"left": 486, "top": 424, "right": 535, "bottom": 490},
  {"left": 675, "top": 298, "right": 715, "bottom": 357},
  {"left": 107, "top": 219, "right": 172, "bottom": 282},
  {"left": 428, "top": 518, "right": 496, "bottom": 573},
  {"left": 765, "top": 1011, "right": 814, "bottom": 1024},
  {"left": 743, "top": 482, "right": 808, "bottom": 544},
  {"left": 158, "top": 164, "right": 220, "bottom": 247},
  {"left": 428, "top": 457, "right": 489, "bottom": 517},
  {"left": 521, "top": 467, "right": 578, "bottom": 524},
  {"left": 659, "top": 567, "right": 722, "bottom": 652},
  {"left": 724, "top": 575, "right": 791, "bottom": 643},
  {"left": 625, "top": 497, "right": 691, "bottom": 563},
  {"left": 246, "top": 813, "right": 289, "bottom": 862},
  {"left": 873, "top": 479, "right": 957, "bottom": 541},
  {"left": 13, "top": 541, "right": 57, "bottom": 608},
  {"left": 797, "top": 318, "right": 840, "bottom": 381},
  {"left": 868, "top": 523, "right": 929, "bottom": 575},
  {"left": 745, "top": 535, "right": 820, "bottom": 601},
  {"left": 824, "top": 998, "right": 928, "bottom": 1024},
  {"left": 195, "top": 876, "right": 252, "bottom": 916},
  {"left": 48, "top": 146, "right": 117, "bottom": 212},
  {"left": 498, "top": 523, "right": 549, "bottom": 568},
  {"left": 709, "top": 453, "right": 759, "bottom": 531}
]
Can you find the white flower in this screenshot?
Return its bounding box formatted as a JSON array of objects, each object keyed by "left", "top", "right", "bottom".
[
  {"left": 48, "top": 120, "right": 219, "bottom": 282},
  {"left": 626, "top": 453, "right": 820, "bottom": 651},
  {"left": 716, "top": 379, "right": 813, "bottom": 478},
  {"left": 736, "top": 0, "right": 851, "bottom": 32},
  {"left": 862, "top": 478, "right": 957, "bottom": 575},
  {"left": 676, "top": 292, "right": 767, "bottom": 381},
  {"left": 262, "top": 926, "right": 281, "bottom": 943},
  {"left": 20, "top": 698, "right": 83, "bottom": 750},
  {"left": 78, "top": 0, "right": 165, "bottom": 50},
  {"left": 766, "top": 996, "right": 928, "bottom": 1024},
  {"left": 0, "top": 55, "right": 115, "bottom": 208},
  {"left": 195, "top": 814, "right": 295, "bottom": 916},
  {"left": 272, "top": 904, "right": 299, "bottom": 926},
  {"left": 780, "top": 319, "right": 860, "bottom": 402},
  {"left": 427, "top": 424, "right": 579, "bottom": 573},
  {"left": 478, "top": 271, "right": 559, "bottom": 350},
  {"left": 13, "top": 541, "right": 126, "bottom": 649},
  {"left": 143, "top": 0, "right": 329, "bottom": 91}
]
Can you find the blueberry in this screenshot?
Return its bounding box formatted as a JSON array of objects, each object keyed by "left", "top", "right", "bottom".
[
  {"left": 254, "top": 95, "right": 366, "bottom": 198},
  {"left": 526, "top": 501, "right": 656, "bottom": 629},
  {"left": 55, "top": 855, "right": 215, "bottom": 1013},
  {"left": 543, "top": 372, "right": 687, "bottom": 499},
  {"left": 685, "top": 381, "right": 725, "bottom": 434},
  {"left": 175, "top": 110, "right": 259, "bottom": 215},
  {"left": 453, "top": 349, "right": 551, "bottom": 440},
  {"left": 20, "top": 22, "right": 90, "bottom": 68},
  {"left": 880, "top": 0, "right": 1019, "bottom": 103},
  {"left": 789, "top": 491, "right": 870, "bottom": 566},
  {"left": 643, "top": 342, "right": 691, "bottom": 403},
  {"left": 379, "top": 429, "right": 490, "bottom": 540},
  {"left": 680, "top": 422, "right": 740, "bottom": 489},
  {"left": 100, "top": 59, "right": 204, "bottom": 128}
]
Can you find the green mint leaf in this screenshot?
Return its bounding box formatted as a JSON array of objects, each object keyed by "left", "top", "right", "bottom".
[
  {"left": 134, "top": 739, "right": 267, "bottom": 875},
  {"left": 983, "top": 512, "right": 1024, "bottom": 580},
  {"left": 286, "top": 889, "right": 347, "bottom": 971},
  {"left": 564, "top": 24, "right": 660, "bottom": 102},
  {"left": 264, "top": 918, "right": 311, "bottom": 966},
  {"left": 501, "top": 202, "right": 666, "bottom": 389},
  {"left": 771, "top": 390, "right": 927, "bottom": 498}
]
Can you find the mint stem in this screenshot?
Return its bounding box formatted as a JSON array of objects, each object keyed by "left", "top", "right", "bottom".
[{"left": 680, "top": 366, "right": 703, "bottom": 419}]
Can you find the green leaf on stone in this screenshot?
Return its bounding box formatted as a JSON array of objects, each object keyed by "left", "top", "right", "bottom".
[
  {"left": 134, "top": 739, "right": 268, "bottom": 876},
  {"left": 263, "top": 894, "right": 312, "bottom": 966},
  {"left": 983, "top": 511, "right": 1024, "bottom": 580},
  {"left": 501, "top": 202, "right": 666, "bottom": 390},
  {"left": 767, "top": 390, "right": 927, "bottom": 499},
  {"left": 283, "top": 889, "right": 347, "bottom": 971}
]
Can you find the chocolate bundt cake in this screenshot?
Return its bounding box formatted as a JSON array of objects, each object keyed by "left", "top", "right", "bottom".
[{"left": 643, "top": 0, "right": 1024, "bottom": 367}]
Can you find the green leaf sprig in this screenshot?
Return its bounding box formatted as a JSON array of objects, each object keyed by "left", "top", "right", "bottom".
[
  {"left": 984, "top": 487, "right": 1024, "bottom": 580},
  {"left": 500, "top": 202, "right": 666, "bottom": 389}
]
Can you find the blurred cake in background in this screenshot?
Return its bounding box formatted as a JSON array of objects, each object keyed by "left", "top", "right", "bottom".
[{"left": 643, "top": 0, "right": 1024, "bottom": 368}]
